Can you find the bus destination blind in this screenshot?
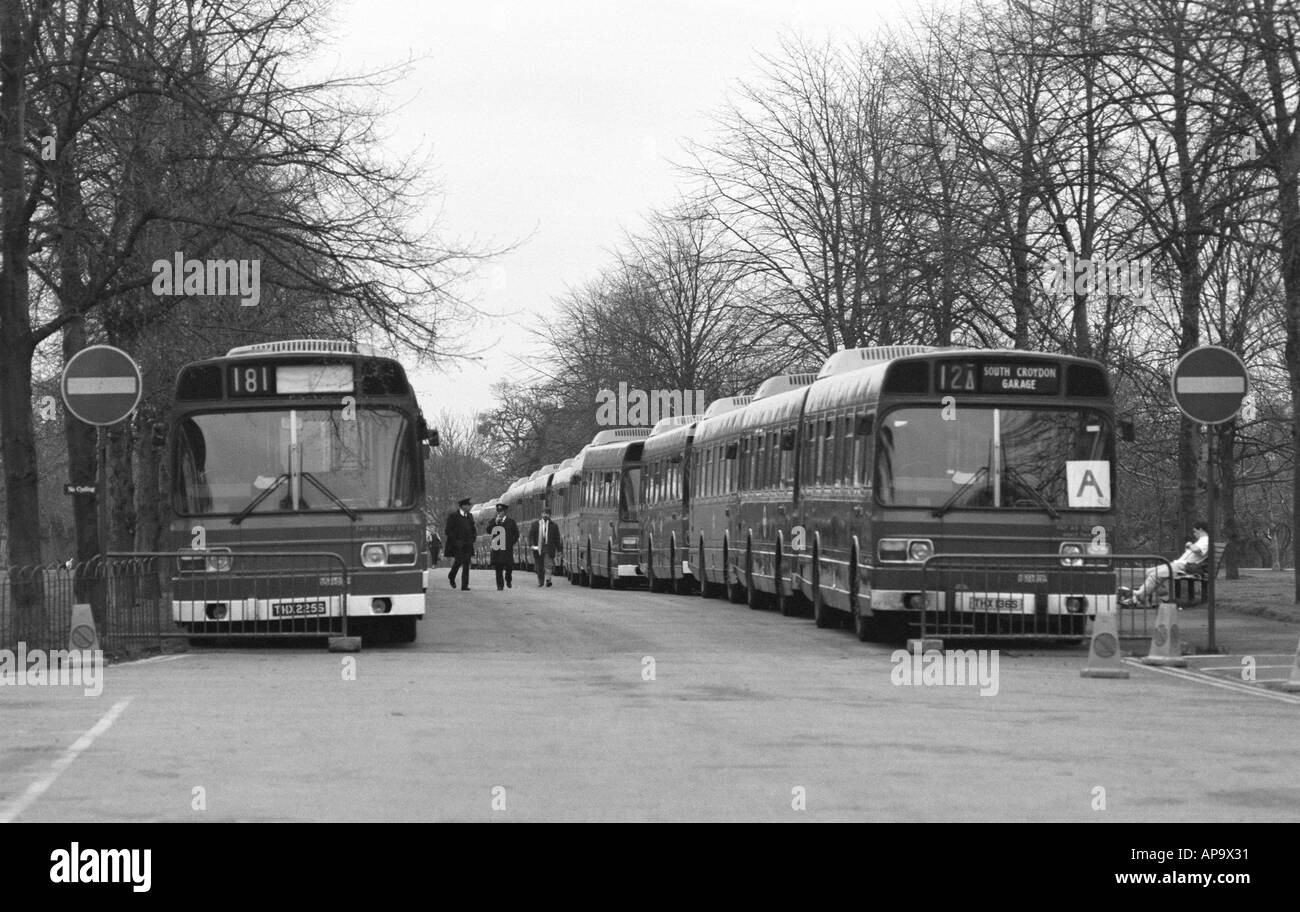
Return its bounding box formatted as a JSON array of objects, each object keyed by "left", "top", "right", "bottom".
[
  {"left": 936, "top": 361, "right": 1060, "bottom": 395},
  {"left": 228, "top": 362, "right": 355, "bottom": 397}
]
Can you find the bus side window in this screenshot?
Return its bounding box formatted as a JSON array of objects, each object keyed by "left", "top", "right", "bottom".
[
  {"left": 839, "top": 415, "right": 851, "bottom": 486},
  {"left": 855, "top": 413, "right": 872, "bottom": 485}
]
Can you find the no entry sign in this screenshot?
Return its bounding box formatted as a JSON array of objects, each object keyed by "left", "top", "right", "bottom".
[
  {"left": 1171, "top": 345, "right": 1249, "bottom": 425},
  {"left": 61, "top": 345, "right": 142, "bottom": 426}
]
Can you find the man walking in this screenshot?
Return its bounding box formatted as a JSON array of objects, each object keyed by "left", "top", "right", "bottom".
[
  {"left": 444, "top": 497, "right": 476, "bottom": 591},
  {"left": 488, "top": 503, "right": 519, "bottom": 590},
  {"left": 529, "top": 508, "right": 562, "bottom": 588}
]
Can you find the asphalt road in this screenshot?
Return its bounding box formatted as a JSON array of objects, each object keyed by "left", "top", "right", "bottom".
[{"left": 3, "top": 569, "right": 1299, "bottom": 822}]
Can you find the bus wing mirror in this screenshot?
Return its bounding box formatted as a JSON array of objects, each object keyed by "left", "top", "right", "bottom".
[
  {"left": 1119, "top": 419, "right": 1135, "bottom": 442},
  {"left": 151, "top": 422, "right": 167, "bottom": 448}
]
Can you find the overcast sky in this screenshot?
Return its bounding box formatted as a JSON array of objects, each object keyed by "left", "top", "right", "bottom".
[{"left": 315, "top": 0, "right": 910, "bottom": 420}]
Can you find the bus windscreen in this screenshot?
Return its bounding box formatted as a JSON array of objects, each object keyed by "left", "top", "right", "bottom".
[
  {"left": 175, "top": 407, "right": 417, "bottom": 515},
  {"left": 875, "top": 406, "right": 1113, "bottom": 511}
]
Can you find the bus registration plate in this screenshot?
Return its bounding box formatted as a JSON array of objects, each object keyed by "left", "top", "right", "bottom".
[
  {"left": 969, "top": 597, "right": 1022, "bottom": 612},
  {"left": 271, "top": 601, "right": 327, "bottom": 618}
]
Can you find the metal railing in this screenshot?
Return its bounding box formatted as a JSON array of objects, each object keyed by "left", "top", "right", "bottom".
[
  {"left": 1, "top": 551, "right": 351, "bottom": 654},
  {"left": 917, "top": 553, "right": 1175, "bottom": 641}
]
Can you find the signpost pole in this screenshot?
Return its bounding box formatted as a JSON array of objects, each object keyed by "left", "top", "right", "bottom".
[
  {"left": 1206, "top": 425, "right": 1216, "bottom": 653},
  {"left": 97, "top": 427, "right": 108, "bottom": 558}
]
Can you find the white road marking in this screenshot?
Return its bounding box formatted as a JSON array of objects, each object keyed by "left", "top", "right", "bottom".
[
  {"left": 113, "top": 654, "right": 192, "bottom": 667},
  {"left": 66, "top": 377, "right": 138, "bottom": 395},
  {"left": 1126, "top": 660, "right": 1300, "bottom": 706},
  {"left": 0, "top": 698, "right": 133, "bottom": 823}
]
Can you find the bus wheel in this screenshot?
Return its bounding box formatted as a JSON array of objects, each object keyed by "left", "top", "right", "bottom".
[
  {"left": 698, "top": 541, "right": 714, "bottom": 599},
  {"left": 746, "top": 546, "right": 763, "bottom": 610},
  {"left": 608, "top": 544, "right": 620, "bottom": 590},
  {"left": 670, "top": 540, "right": 687, "bottom": 595},
  {"left": 389, "top": 616, "right": 417, "bottom": 644},
  {"left": 726, "top": 545, "right": 746, "bottom": 604},
  {"left": 812, "top": 547, "right": 833, "bottom": 629},
  {"left": 850, "top": 560, "right": 875, "bottom": 641},
  {"left": 647, "top": 537, "right": 665, "bottom": 593},
  {"left": 584, "top": 543, "right": 594, "bottom": 588},
  {"left": 776, "top": 547, "right": 795, "bottom": 617}
]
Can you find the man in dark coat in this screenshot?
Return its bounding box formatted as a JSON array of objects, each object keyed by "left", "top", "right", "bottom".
[
  {"left": 487, "top": 503, "right": 520, "bottom": 591},
  {"left": 528, "top": 507, "right": 563, "bottom": 588},
  {"left": 444, "top": 497, "right": 476, "bottom": 591}
]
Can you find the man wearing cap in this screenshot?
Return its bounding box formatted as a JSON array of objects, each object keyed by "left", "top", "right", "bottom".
[
  {"left": 529, "top": 507, "right": 563, "bottom": 588},
  {"left": 444, "top": 497, "right": 477, "bottom": 591},
  {"left": 488, "top": 503, "right": 519, "bottom": 591}
]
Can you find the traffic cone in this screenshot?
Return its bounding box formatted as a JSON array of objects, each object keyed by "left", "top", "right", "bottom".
[
  {"left": 1282, "top": 638, "right": 1300, "bottom": 693},
  {"left": 68, "top": 602, "right": 100, "bottom": 652},
  {"left": 1139, "top": 602, "right": 1187, "bottom": 667},
  {"left": 1081, "top": 610, "right": 1129, "bottom": 678}
]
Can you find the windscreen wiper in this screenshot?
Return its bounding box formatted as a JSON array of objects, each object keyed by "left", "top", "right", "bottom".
[
  {"left": 301, "top": 471, "right": 360, "bottom": 521},
  {"left": 230, "top": 473, "right": 289, "bottom": 525},
  {"left": 933, "top": 465, "right": 989, "bottom": 518},
  {"left": 1003, "top": 464, "right": 1060, "bottom": 518}
]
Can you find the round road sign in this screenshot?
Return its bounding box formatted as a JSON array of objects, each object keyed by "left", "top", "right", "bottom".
[
  {"left": 1170, "top": 345, "right": 1249, "bottom": 425},
  {"left": 61, "top": 345, "right": 142, "bottom": 427}
]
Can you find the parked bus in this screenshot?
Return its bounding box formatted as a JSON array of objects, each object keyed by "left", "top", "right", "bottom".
[
  {"left": 559, "top": 428, "right": 649, "bottom": 588},
  {"left": 687, "top": 395, "right": 753, "bottom": 600},
  {"left": 640, "top": 415, "right": 702, "bottom": 594},
  {"left": 711, "top": 346, "right": 1119, "bottom": 640},
  {"left": 167, "top": 339, "right": 437, "bottom": 642}
]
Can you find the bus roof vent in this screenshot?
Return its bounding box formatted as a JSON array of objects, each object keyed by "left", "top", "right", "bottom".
[
  {"left": 817, "top": 346, "right": 943, "bottom": 378},
  {"left": 530, "top": 463, "right": 560, "bottom": 478},
  {"left": 648, "top": 414, "right": 701, "bottom": 435},
  {"left": 589, "top": 427, "right": 653, "bottom": 446},
  {"left": 752, "top": 373, "right": 818, "bottom": 400},
  {"left": 702, "top": 395, "right": 753, "bottom": 418},
  {"left": 225, "top": 339, "right": 377, "bottom": 358}
]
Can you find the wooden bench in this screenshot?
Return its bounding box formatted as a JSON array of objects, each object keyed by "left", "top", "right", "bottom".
[{"left": 1170, "top": 541, "right": 1228, "bottom": 606}]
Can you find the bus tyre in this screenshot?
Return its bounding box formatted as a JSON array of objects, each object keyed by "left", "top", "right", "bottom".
[
  {"left": 585, "top": 543, "right": 594, "bottom": 588},
  {"left": 812, "top": 549, "right": 833, "bottom": 628},
  {"left": 698, "top": 541, "right": 714, "bottom": 599},
  {"left": 608, "top": 544, "right": 621, "bottom": 590},
  {"left": 390, "top": 616, "right": 417, "bottom": 644},
  {"left": 647, "top": 537, "right": 665, "bottom": 593},
  {"left": 746, "top": 547, "right": 762, "bottom": 611},
  {"left": 670, "top": 540, "right": 687, "bottom": 595},
  {"left": 776, "top": 547, "right": 795, "bottom": 617},
  {"left": 726, "top": 547, "right": 746, "bottom": 604}
]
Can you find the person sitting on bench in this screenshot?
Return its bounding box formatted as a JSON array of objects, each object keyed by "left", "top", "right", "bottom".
[{"left": 1121, "top": 521, "right": 1210, "bottom": 607}]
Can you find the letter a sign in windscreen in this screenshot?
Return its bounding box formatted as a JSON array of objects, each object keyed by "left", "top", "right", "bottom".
[{"left": 1066, "top": 461, "right": 1110, "bottom": 508}]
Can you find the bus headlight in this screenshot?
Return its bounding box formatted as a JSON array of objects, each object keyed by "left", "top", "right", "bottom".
[
  {"left": 878, "top": 539, "right": 908, "bottom": 562},
  {"left": 385, "top": 542, "right": 417, "bottom": 565},
  {"left": 362, "top": 542, "right": 417, "bottom": 566},
  {"left": 204, "top": 549, "right": 232, "bottom": 572},
  {"left": 1060, "top": 542, "right": 1085, "bottom": 567},
  {"left": 908, "top": 540, "right": 934, "bottom": 562}
]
